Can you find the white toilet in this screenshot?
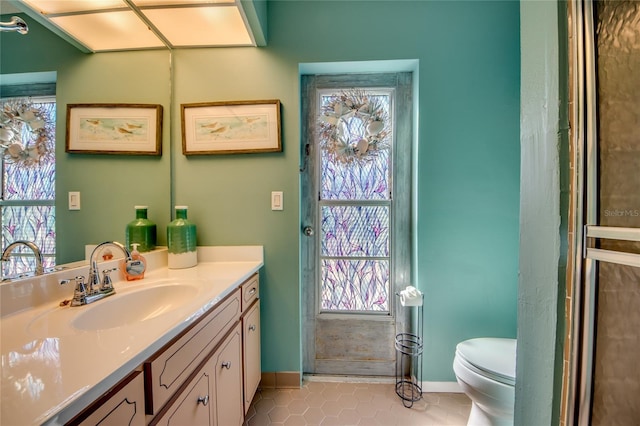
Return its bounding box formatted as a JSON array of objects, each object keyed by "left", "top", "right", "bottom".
[{"left": 453, "top": 337, "right": 516, "bottom": 426}]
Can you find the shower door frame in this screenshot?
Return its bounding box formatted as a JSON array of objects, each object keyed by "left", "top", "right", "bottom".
[{"left": 569, "top": 1, "right": 640, "bottom": 424}]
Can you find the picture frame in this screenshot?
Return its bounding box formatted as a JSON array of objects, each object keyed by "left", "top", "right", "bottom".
[
  {"left": 66, "top": 103, "right": 163, "bottom": 155},
  {"left": 181, "top": 99, "right": 281, "bottom": 155}
]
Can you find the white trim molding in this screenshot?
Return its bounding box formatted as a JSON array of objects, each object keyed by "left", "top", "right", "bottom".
[{"left": 420, "top": 381, "right": 463, "bottom": 393}]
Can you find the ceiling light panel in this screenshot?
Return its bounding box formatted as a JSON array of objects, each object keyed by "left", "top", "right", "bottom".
[
  {"left": 21, "top": 0, "right": 128, "bottom": 14},
  {"left": 133, "top": 0, "right": 232, "bottom": 5},
  {"left": 15, "top": 0, "right": 256, "bottom": 51},
  {"left": 142, "top": 5, "right": 253, "bottom": 47},
  {"left": 51, "top": 11, "right": 165, "bottom": 51}
]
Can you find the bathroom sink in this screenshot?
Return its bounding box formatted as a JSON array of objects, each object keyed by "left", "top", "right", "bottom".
[
  {"left": 26, "top": 282, "right": 200, "bottom": 337},
  {"left": 72, "top": 284, "right": 200, "bottom": 331}
]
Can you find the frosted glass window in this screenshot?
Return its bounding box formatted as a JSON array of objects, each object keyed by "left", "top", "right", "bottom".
[
  {"left": 321, "top": 259, "right": 390, "bottom": 311},
  {"left": 318, "top": 90, "right": 393, "bottom": 313},
  {"left": 0, "top": 97, "right": 56, "bottom": 277},
  {"left": 321, "top": 205, "right": 389, "bottom": 258}
]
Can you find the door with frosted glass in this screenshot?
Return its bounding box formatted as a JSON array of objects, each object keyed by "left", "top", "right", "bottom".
[
  {"left": 301, "top": 73, "right": 412, "bottom": 376},
  {"left": 576, "top": 1, "right": 640, "bottom": 424}
]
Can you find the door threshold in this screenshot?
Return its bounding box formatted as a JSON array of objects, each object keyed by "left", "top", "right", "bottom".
[{"left": 303, "top": 374, "right": 395, "bottom": 384}]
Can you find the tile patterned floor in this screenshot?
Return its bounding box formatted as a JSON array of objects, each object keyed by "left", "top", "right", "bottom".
[{"left": 244, "top": 379, "right": 471, "bottom": 426}]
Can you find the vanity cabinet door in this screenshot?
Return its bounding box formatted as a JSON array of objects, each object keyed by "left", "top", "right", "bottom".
[
  {"left": 243, "top": 301, "right": 261, "bottom": 413},
  {"left": 68, "top": 370, "right": 145, "bottom": 426},
  {"left": 149, "top": 369, "right": 212, "bottom": 426},
  {"left": 213, "top": 323, "right": 243, "bottom": 426}
]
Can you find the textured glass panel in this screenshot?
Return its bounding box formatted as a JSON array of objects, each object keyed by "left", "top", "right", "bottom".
[
  {"left": 321, "top": 149, "right": 390, "bottom": 201},
  {"left": 596, "top": 0, "right": 640, "bottom": 230},
  {"left": 1, "top": 98, "right": 56, "bottom": 276},
  {"left": 1, "top": 252, "right": 56, "bottom": 278},
  {"left": 321, "top": 205, "right": 389, "bottom": 257},
  {"left": 2, "top": 101, "right": 56, "bottom": 201},
  {"left": 3, "top": 162, "right": 55, "bottom": 201},
  {"left": 319, "top": 93, "right": 390, "bottom": 201},
  {"left": 2, "top": 206, "right": 56, "bottom": 253},
  {"left": 1, "top": 205, "right": 55, "bottom": 276},
  {"left": 317, "top": 90, "right": 392, "bottom": 313},
  {"left": 320, "top": 259, "right": 389, "bottom": 311},
  {"left": 591, "top": 2, "right": 640, "bottom": 424}
]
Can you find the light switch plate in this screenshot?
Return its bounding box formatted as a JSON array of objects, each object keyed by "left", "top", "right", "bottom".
[
  {"left": 271, "top": 191, "right": 283, "bottom": 211},
  {"left": 68, "top": 191, "right": 81, "bottom": 210}
]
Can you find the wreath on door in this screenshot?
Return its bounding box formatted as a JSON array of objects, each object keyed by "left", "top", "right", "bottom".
[
  {"left": 0, "top": 99, "right": 54, "bottom": 167},
  {"left": 317, "top": 89, "right": 391, "bottom": 164}
]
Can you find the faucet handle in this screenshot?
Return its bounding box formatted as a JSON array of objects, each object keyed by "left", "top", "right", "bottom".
[
  {"left": 100, "top": 268, "right": 118, "bottom": 292},
  {"left": 60, "top": 275, "right": 85, "bottom": 288},
  {"left": 60, "top": 276, "right": 88, "bottom": 303}
]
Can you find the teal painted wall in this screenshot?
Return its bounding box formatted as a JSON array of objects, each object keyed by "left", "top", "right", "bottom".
[
  {"left": 1, "top": 0, "right": 520, "bottom": 381},
  {"left": 409, "top": 1, "right": 521, "bottom": 380}
]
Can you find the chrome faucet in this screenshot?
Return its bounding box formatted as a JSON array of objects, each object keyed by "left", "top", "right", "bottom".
[
  {"left": 1, "top": 240, "right": 44, "bottom": 276},
  {"left": 87, "top": 241, "right": 130, "bottom": 292},
  {"left": 61, "top": 241, "right": 145, "bottom": 307}
]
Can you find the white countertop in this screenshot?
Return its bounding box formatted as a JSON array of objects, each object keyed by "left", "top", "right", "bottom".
[{"left": 0, "top": 246, "right": 263, "bottom": 426}]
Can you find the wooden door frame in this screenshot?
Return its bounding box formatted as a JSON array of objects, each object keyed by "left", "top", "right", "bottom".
[{"left": 300, "top": 72, "right": 413, "bottom": 375}]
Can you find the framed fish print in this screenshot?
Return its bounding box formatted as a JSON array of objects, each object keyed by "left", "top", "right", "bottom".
[
  {"left": 66, "top": 104, "right": 163, "bottom": 155},
  {"left": 181, "top": 100, "right": 281, "bottom": 155}
]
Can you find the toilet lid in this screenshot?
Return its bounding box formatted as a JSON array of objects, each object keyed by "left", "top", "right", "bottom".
[{"left": 456, "top": 338, "right": 516, "bottom": 386}]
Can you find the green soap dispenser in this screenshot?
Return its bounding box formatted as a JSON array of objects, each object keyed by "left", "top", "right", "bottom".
[
  {"left": 167, "top": 205, "right": 197, "bottom": 269},
  {"left": 125, "top": 205, "right": 157, "bottom": 253}
]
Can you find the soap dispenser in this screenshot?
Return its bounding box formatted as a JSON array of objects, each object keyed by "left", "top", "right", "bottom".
[{"left": 123, "top": 243, "right": 146, "bottom": 281}]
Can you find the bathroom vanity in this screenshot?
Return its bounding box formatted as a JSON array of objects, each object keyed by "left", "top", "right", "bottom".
[{"left": 0, "top": 246, "right": 263, "bottom": 426}]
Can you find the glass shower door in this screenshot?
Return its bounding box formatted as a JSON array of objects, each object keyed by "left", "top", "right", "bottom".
[{"left": 579, "top": 0, "right": 640, "bottom": 424}]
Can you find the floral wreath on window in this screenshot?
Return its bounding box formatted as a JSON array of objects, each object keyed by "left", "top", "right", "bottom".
[
  {"left": 317, "top": 89, "right": 391, "bottom": 164},
  {"left": 0, "top": 98, "right": 54, "bottom": 167}
]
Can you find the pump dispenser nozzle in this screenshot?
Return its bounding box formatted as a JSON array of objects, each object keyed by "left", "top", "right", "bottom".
[{"left": 123, "top": 243, "right": 146, "bottom": 281}]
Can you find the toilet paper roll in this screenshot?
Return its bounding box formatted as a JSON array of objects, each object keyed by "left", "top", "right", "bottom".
[{"left": 400, "top": 286, "right": 423, "bottom": 307}]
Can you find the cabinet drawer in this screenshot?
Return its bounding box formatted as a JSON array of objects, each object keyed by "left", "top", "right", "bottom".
[
  {"left": 67, "top": 370, "right": 145, "bottom": 426},
  {"left": 241, "top": 274, "right": 259, "bottom": 312},
  {"left": 144, "top": 288, "right": 241, "bottom": 415}
]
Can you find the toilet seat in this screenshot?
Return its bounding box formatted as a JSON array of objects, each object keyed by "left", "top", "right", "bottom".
[{"left": 455, "top": 338, "right": 516, "bottom": 386}]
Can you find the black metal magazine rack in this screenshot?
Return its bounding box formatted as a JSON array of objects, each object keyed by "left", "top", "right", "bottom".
[{"left": 395, "top": 292, "right": 424, "bottom": 408}]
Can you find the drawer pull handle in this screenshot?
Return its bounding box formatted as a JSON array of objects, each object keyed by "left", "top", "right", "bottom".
[
  {"left": 249, "top": 324, "right": 256, "bottom": 331},
  {"left": 197, "top": 395, "right": 209, "bottom": 406},
  {"left": 221, "top": 361, "right": 232, "bottom": 369},
  {"left": 249, "top": 288, "right": 256, "bottom": 295}
]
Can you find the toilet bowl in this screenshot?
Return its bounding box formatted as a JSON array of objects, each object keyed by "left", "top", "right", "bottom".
[{"left": 453, "top": 337, "right": 516, "bottom": 426}]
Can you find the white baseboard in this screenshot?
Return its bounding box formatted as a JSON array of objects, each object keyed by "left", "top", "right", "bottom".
[
  {"left": 303, "top": 374, "right": 395, "bottom": 384},
  {"left": 420, "top": 381, "right": 463, "bottom": 393},
  {"left": 302, "top": 375, "right": 462, "bottom": 393}
]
